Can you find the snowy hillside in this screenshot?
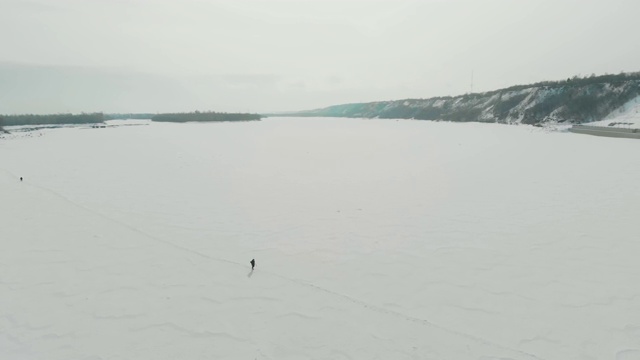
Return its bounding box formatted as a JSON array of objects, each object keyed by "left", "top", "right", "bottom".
[
  {"left": 1, "top": 118, "right": 639, "bottom": 360},
  {"left": 286, "top": 73, "right": 640, "bottom": 125},
  {"left": 586, "top": 95, "right": 640, "bottom": 129}
]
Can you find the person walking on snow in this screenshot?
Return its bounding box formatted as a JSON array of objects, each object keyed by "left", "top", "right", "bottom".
[{"left": 250, "top": 259, "right": 255, "bottom": 270}]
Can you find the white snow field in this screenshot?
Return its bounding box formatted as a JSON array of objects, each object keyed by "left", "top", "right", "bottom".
[{"left": 1, "top": 117, "right": 639, "bottom": 360}]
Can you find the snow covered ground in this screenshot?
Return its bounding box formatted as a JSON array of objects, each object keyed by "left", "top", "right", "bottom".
[{"left": 1, "top": 117, "right": 639, "bottom": 360}]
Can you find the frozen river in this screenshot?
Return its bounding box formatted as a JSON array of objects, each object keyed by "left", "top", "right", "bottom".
[{"left": 1, "top": 117, "right": 639, "bottom": 359}]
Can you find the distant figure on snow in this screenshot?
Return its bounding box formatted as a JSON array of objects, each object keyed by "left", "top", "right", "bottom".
[
  {"left": 250, "top": 259, "right": 255, "bottom": 270},
  {"left": 20, "top": 177, "right": 23, "bottom": 181}
]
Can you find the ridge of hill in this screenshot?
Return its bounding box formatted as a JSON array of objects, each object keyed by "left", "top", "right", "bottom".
[{"left": 281, "top": 72, "right": 640, "bottom": 125}]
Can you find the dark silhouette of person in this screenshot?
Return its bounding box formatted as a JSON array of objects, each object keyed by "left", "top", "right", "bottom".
[
  {"left": 20, "top": 177, "right": 23, "bottom": 181},
  {"left": 250, "top": 259, "right": 255, "bottom": 270}
]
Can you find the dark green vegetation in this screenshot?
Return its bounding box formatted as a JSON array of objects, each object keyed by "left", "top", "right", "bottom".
[
  {"left": 151, "top": 111, "right": 261, "bottom": 123},
  {"left": 282, "top": 72, "right": 640, "bottom": 125},
  {"left": 105, "top": 113, "right": 155, "bottom": 120},
  {"left": 0, "top": 113, "right": 104, "bottom": 126},
  {"left": 0, "top": 111, "right": 261, "bottom": 128}
]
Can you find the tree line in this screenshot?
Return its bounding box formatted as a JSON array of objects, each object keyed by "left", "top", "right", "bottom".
[
  {"left": 0, "top": 113, "right": 104, "bottom": 126},
  {"left": 105, "top": 113, "right": 155, "bottom": 120},
  {"left": 151, "top": 111, "right": 261, "bottom": 123},
  {"left": 0, "top": 111, "right": 262, "bottom": 127}
]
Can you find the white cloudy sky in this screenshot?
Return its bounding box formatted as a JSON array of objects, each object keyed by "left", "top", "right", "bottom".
[{"left": 0, "top": 0, "right": 639, "bottom": 114}]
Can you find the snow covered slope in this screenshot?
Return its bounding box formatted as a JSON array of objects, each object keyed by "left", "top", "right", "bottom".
[
  {"left": 587, "top": 95, "right": 640, "bottom": 129},
  {"left": 1, "top": 118, "right": 639, "bottom": 359}
]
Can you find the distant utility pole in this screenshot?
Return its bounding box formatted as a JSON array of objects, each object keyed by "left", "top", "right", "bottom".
[{"left": 470, "top": 70, "right": 474, "bottom": 94}]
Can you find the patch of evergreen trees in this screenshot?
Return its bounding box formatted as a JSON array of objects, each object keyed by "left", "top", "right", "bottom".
[
  {"left": 105, "top": 113, "right": 155, "bottom": 120},
  {"left": 151, "top": 111, "right": 261, "bottom": 123}
]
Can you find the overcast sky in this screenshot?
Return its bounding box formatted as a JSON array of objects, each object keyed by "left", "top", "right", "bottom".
[{"left": 1, "top": 0, "right": 639, "bottom": 114}]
